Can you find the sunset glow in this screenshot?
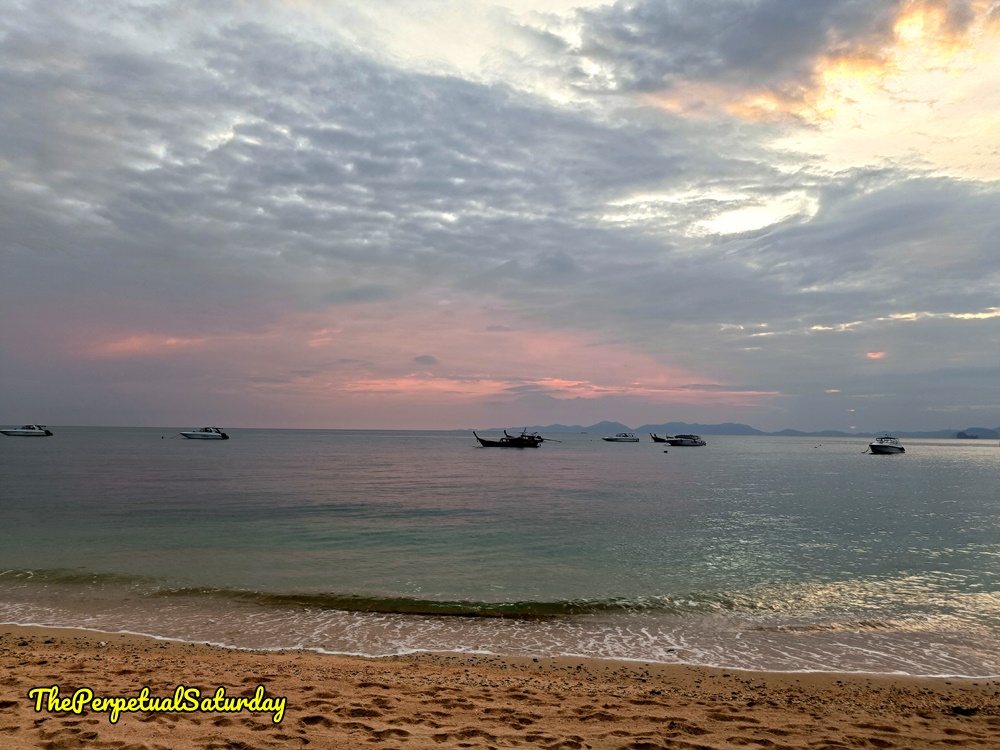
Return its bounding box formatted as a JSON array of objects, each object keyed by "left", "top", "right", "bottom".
[
  {"left": 2, "top": 0, "right": 997, "bottom": 432},
  {"left": 93, "top": 336, "right": 209, "bottom": 357},
  {"left": 783, "top": 0, "right": 1000, "bottom": 178}
]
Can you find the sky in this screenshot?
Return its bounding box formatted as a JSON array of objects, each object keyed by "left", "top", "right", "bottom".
[{"left": 2, "top": 0, "right": 999, "bottom": 432}]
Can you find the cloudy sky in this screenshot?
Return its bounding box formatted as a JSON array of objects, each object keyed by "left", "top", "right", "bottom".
[{"left": 2, "top": 0, "right": 998, "bottom": 432}]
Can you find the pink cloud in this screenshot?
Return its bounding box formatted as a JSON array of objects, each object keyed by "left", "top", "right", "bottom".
[
  {"left": 91, "top": 335, "right": 208, "bottom": 357},
  {"left": 49, "top": 293, "right": 784, "bottom": 427},
  {"left": 233, "top": 297, "right": 784, "bottom": 418},
  {"left": 866, "top": 351, "right": 886, "bottom": 359}
]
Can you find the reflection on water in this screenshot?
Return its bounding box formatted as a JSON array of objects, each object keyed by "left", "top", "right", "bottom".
[{"left": 0, "top": 428, "right": 998, "bottom": 675}]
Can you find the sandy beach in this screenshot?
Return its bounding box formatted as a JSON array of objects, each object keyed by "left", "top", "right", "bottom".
[{"left": 1, "top": 625, "right": 997, "bottom": 748}]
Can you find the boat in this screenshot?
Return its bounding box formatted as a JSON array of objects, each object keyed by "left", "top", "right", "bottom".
[
  {"left": 473, "top": 432, "right": 540, "bottom": 448},
  {"left": 180, "top": 426, "right": 229, "bottom": 440},
  {"left": 0, "top": 424, "right": 53, "bottom": 437},
  {"left": 868, "top": 435, "right": 904, "bottom": 454},
  {"left": 473, "top": 429, "right": 545, "bottom": 448},
  {"left": 602, "top": 432, "right": 640, "bottom": 442},
  {"left": 666, "top": 434, "right": 706, "bottom": 446},
  {"left": 649, "top": 433, "right": 672, "bottom": 443}
]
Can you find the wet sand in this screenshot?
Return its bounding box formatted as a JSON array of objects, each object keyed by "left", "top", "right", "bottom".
[{"left": 1, "top": 624, "right": 998, "bottom": 748}]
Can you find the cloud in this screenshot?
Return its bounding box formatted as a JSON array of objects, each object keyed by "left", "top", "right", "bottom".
[
  {"left": 554, "top": 0, "right": 1000, "bottom": 179},
  {"left": 1, "top": 0, "right": 998, "bottom": 432},
  {"left": 559, "top": 1, "right": 899, "bottom": 99},
  {"left": 92, "top": 335, "right": 209, "bottom": 358}
]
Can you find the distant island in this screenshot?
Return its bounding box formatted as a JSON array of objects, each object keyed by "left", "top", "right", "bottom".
[{"left": 483, "top": 421, "right": 1000, "bottom": 440}]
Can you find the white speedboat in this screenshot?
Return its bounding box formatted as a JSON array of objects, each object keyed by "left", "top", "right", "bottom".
[
  {"left": 602, "top": 432, "right": 639, "bottom": 442},
  {"left": 1, "top": 424, "right": 53, "bottom": 437},
  {"left": 666, "top": 434, "right": 706, "bottom": 446},
  {"left": 868, "top": 435, "right": 904, "bottom": 454},
  {"left": 180, "top": 426, "right": 230, "bottom": 440}
]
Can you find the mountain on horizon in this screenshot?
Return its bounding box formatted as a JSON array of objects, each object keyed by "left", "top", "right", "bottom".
[{"left": 486, "top": 421, "right": 1000, "bottom": 439}]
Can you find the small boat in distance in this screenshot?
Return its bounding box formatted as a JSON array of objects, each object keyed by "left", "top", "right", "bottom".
[
  {"left": 649, "top": 433, "right": 672, "bottom": 443},
  {"left": 602, "top": 432, "right": 640, "bottom": 442},
  {"left": 868, "top": 435, "right": 905, "bottom": 454},
  {"left": 473, "top": 429, "right": 545, "bottom": 448},
  {"left": 180, "top": 426, "right": 230, "bottom": 440},
  {"left": 1, "top": 424, "right": 53, "bottom": 437},
  {"left": 666, "top": 434, "right": 706, "bottom": 446}
]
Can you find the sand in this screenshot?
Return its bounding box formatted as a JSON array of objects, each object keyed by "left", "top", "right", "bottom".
[{"left": 1, "top": 625, "right": 998, "bottom": 749}]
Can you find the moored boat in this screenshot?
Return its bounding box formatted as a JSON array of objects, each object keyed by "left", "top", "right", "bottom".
[
  {"left": 649, "top": 433, "right": 672, "bottom": 443},
  {"left": 868, "top": 435, "right": 905, "bottom": 454},
  {"left": 0, "top": 424, "right": 53, "bottom": 437},
  {"left": 602, "top": 432, "right": 639, "bottom": 442},
  {"left": 473, "top": 429, "right": 546, "bottom": 448},
  {"left": 666, "top": 434, "right": 706, "bottom": 446},
  {"left": 180, "top": 426, "right": 229, "bottom": 440}
]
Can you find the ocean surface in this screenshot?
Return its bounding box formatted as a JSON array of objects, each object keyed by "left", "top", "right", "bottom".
[{"left": 1, "top": 426, "right": 998, "bottom": 676}]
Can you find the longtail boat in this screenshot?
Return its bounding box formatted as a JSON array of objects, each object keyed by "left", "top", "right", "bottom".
[{"left": 473, "top": 429, "right": 552, "bottom": 448}]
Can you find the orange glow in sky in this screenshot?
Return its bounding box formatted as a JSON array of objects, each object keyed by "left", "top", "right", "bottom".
[
  {"left": 790, "top": 0, "right": 1000, "bottom": 179},
  {"left": 646, "top": 1, "right": 1000, "bottom": 180},
  {"left": 92, "top": 335, "right": 209, "bottom": 357}
]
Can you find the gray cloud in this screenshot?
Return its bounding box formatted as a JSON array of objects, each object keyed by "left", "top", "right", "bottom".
[
  {"left": 567, "top": 0, "right": 901, "bottom": 95},
  {"left": 1, "top": 1, "right": 997, "bottom": 431}
]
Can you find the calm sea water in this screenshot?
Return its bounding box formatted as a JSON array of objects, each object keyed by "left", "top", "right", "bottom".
[{"left": 1, "top": 426, "right": 998, "bottom": 676}]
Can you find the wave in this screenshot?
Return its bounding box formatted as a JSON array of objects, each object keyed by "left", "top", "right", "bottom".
[
  {"left": 151, "top": 589, "right": 687, "bottom": 618},
  {"left": 7, "top": 567, "right": 982, "bottom": 629},
  {"left": 0, "top": 567, "right": 160, "bottom": 587},
  {"left": 0, "top": 567, "right": 738, "bottom": 619}
]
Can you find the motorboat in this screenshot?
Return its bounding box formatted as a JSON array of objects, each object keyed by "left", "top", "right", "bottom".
[
  {"left": 1, "top": 424, "right": 53, "bottom": 437},
  {"left": 602, "top": 432, "right": 639, "bottom": 442},
  {"left": 180, "top": 426, "right": 229, "bottom": 440},
  {"left": 868, "top": 435, "right": 904, "bottom": 454},
  {"left": 649, "top": 433, "right": 672, "bottom": 443},
  {"left": 666, "top": 434, "right": 706, "bottom": 446}
]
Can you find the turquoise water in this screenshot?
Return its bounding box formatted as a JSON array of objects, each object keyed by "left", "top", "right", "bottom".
[{"left": 1, "top": 426, "right": 998, "bottom": 675}]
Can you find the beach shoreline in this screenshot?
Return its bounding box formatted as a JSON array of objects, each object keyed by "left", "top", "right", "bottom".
[{"left": 2, "top": 624, "right": 997, "bottom": 748}]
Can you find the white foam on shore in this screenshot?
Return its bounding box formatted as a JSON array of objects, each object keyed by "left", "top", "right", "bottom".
[{"left": 2, "top": 589, "right": 998, "bottom": 677}]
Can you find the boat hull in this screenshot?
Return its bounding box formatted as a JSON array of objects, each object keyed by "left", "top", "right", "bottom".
[
  {"left": 869, "top": 444, "right": 904, "bottom": 454},
  {"left": 180, "top": 429, "right": 229, "bottom": 440},
  {"left": 1, "top": 427, "right": 53, "bottom": 437},
  {"left": 665, "top": 435, "right": 706, "bottom": 446}
]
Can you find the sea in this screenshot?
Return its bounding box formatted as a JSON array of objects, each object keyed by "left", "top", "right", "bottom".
[{"left": 1, "top": 426, "right": 998, "bottom": 677}]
